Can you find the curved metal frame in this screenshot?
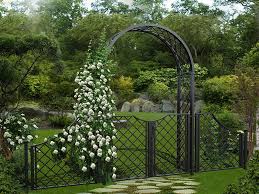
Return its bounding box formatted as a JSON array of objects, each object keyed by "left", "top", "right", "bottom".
[
  {"left": 108, "top": 24, "right": 195, "bottom": 173},
  {"left": 108, "top": 24, "right": 195, "bottom": 115}
]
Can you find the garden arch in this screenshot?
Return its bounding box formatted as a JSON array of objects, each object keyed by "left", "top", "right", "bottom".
[
  {"left": 108, "top": 24, "right": 196, "bottom": 175},
  {"left": 108, "top": 24, "right": 195, "bottom": 117}
]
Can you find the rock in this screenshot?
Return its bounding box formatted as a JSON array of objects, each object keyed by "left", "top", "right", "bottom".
[
  {"left": 183, "top": 182, "right": 200, "bottom": 186},
  {"left": 121, "top": 101, "right": 131, "bottom": 112},
  {"left": 131, "top": 103, "right": 140, "bottom": 112},
  {"left": 173, "top": 189, "right": 196, "bottom": 193},
  {"left": 135, "top": 189, "right": 161, "bottom": 193},
  {"left": 142, "top": 101, "right": 155, "bottom": 112},
  {"left": 131, "top": 98, "right": 147, "bottom": 111},
  {"left": 137, "top": 186, "right": 159, "bottom": 190},
  {"left": 19, "top": 107, "right": 48, "bottom": 119},
  {"left": 90, "top": 188, "right": 124, "bottom": 193},
  {"left": 156, "top": 183, "right": 173, "bottom": 187},
  {"left": 162, "top": 100, "right": 174, "bottom": 113},
  {"left": 106, "top": 185, "right": 128, "bottom": 189},
  {"left": 151, "top": 104, "right": 161, "bottom": 112}
]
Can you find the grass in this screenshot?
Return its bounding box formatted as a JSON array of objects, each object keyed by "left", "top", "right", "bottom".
[{"left": 29, "top": 168, "right": 245, "bottom": 194}]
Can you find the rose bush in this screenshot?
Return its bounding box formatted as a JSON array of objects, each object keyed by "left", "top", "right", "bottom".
[
  {"left": 0, "top": 112, "right": 38, "bottom": 159},
  {"left": 45, "top": 36, "right": 117, "bottom": 183}
]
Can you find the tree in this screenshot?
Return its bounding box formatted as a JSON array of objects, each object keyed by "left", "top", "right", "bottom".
[
  {"left": 132, "top": 0, "right": 166, "bottom": 22},
  {"left": 37, "top": 0, "right": 85, "bottom": 34},
  {"left": 172, "top": 0, "right": 224, "bottom": 16},
  {"left": 91, "top": 0, "right": 131, "bottom": 14},
  {"left": 0, "top": 34, "right": 59, "bottom": 112}
]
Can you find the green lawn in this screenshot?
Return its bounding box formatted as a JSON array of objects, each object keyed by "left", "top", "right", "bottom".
[{"left": 29, "top": 168, "right": 244, "bottom": 194}]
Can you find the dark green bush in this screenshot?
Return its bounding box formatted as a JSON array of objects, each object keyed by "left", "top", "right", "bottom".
[
  {"left": 203, "top": 75, "right": 238, "bottom": 106},
  {"left": 147, "top": 82, "right": 170, "bottom": 102},
  {"left": 0, "top": 155, "right": 21, "bottom": 194},
  {"left": 223, "top": 151, "right": 259, "bottom": 194},
  {"left": 49, "top": 115, "right": 73, "bottom": 128},
  {"left": 217, "top": 110, "right": 245, "bottom": 132}
]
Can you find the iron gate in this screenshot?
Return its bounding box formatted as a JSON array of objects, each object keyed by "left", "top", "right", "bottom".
[{"left": 26, "top": 113, "right": 248, "bottom": 189}]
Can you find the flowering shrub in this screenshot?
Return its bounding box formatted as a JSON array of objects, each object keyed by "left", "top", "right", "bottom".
[
  {"left": 46, "top": 38, "right": 117, "bottom": 182},
  {"left": 0, "top": 112, "right": 38, "bottom": 159}
]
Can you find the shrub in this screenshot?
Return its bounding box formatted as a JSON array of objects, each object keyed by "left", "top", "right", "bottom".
[
  {"left": 223, "top": 151, "right": 259, "bottom": 194},
  {"left": 0, "top": 155, "right": 21, "bottom": 194},
  {"left": 112, "top": 76, "right": 135, "bottom": 104},
  {"left": 202, "top": 75, "right": 238, "bottom": 106},
  {"left": 48, "top": 115, "right": 73, "bottom": 128},
  {"left": 217, "top": 110, "right": 245, "bottom": 132},
  {"left": 147, "top": 82, "right": 169, "bottom": 102},
  {"left": 23, "top": 75, "right": 51, "bottom": 98}
]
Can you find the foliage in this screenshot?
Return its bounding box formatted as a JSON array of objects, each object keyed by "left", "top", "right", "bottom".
[
  {"left": 49, "top": 115, "right": 73, "bottom": 128},
  {"left": 46, "top": 34, "right": 117, "bottom": 183},
  {"left": 147, "top": 82, "right": 169, "bottom": 102},
  {"left": 134, "top": 64, "right": 207, "bottom": 91},
  {"left": 23, "top": 75, "right": 51, "bottom": 98},
  {"left": 223, "top": 151, "right": 259, "bottom": 194},
  {"left": 112, "top": 76, "right": 135, "bottom": 105},
  {"left": 0, "top": 112, "right": 38, "bottom": 159},
  {"left": 202, "top": 75, "right": 238, "bottom": 106},
  {"left": 0, "top": 155, "right": 21, "bottom": 194},
  {"left": 241, "top": 42, "right": 259, "bottom": 71}
]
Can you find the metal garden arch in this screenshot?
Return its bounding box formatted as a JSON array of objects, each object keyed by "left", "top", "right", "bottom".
[{"left": 108, "top": 24, "right": 195, "bottom": 173}]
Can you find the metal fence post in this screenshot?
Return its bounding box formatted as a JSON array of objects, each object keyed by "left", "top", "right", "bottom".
[
  {"left": 185, "top": 114, "right": 191, "bottom": 173},
  {"left": 243, "top": 130, "right": 248, "bottom": 169},
  {"left": 194, "top": 114, "right": 200, "bottom": 172},
  {"left": 239, "top": 132, "right": 244, "bottom": 168},
  {"left": 30, "top": 146, "right": 35, "bottom": 189},
  {"left": 147, "top": 121, "right": 156, "bottom": 177},
  {"left": 24, "top": 141, "right": 29, "bottom": 191}
]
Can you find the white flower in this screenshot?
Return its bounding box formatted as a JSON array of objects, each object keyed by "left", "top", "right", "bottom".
[
  {"left": 3, "top": 132, "right": 11, "bottom": 138},
  {"left": 82, "top": 166, "right": 87, "bottom": 172},
  {"left": 113, "top": 167, "right": 116, "bottom": 172},
  {"left": 53, "top": 150, "right": 58, "bottom": 154},
  {"left": 27, "top": 135, "right": 33, "bottom": 141},
  {"left": 50, "top": 141, "right": 55, "bottom": 146},
  {"left": 33, "top": 124, "right": 38, "bottom": 129},
  {"left": 75, "top": 141, "right": 80, "bottom": 146},
  {"left": 37, "top": 164, "right": 40, "bottom": 169},
  {"left": 89, "top": 152, "right": 95, "bottom": 158},
  {"left": 90, "top": 163, "right": 96, "bottom": 169},
  {"left": 35, "top": 135, "right": 38, "bottom": 139},
  {"left": 18, "top": 139, "right": 23, "bottom": 144},
  {"left": 112, "top": 152, "right": 117, "bottom": 158},
  {"left": 10, "top": 141, "right": 15, "bottom": 146},
  {"left": 105, "top": 157, "right": 111, "bottom": 162},
  {"left": 112, "top": 146, "right": 117, "bottom": 152},
  {"left": 44, "top": 138, "right": 48, "bottom": 142},
  {"left": 112, "top": 136, "right": 116, "bottom": 140},
  {"left": 93, "top": 144, "right": 98, "bottom": 150},
  {"left": 67, "top": 135, "right": 73, "bottom": 142},
  {"left": 63, "top": 131, "right": 68, "bottom": 136},
  {"left": 82, "top": 147, "right": 87, "bottom": 152},
  {"left": 80, "top": 155, "right": 85, "bottom": 160},
  {"left": 23, "top": 125, "right": 28, "bottom": 129},
  {"left": 61, "top": 147, "right": 66, "bottom": 152},
  {"left": 97, "top": 152, "right": 102, "bottom": 157},
  {"left": 81, "top": 138, "right": 86, "bottom": 142},
  {"left": 112, "top": 174, "right": 116, "bottom": 179},
  {"left": 60, "top": 138, "right": 65, "bottom": 143}
]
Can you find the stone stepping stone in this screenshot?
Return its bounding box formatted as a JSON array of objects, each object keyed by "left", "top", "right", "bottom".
[
  {"left": 135, "top": 189, "right": 161, "bottom": 193},
  {"left": 106, "top": 185, "right": 128, "bottom": 189},
  {"left": 137, "top": 185, "right": 159, "bottom": 190},
  {"left": 117, "top": 182, "right": 146, "bottom": 186},
  {"left": 167, "top": 176, "right": 182, "bottom": 179},
  {"left": 142, "top": 181, "right": 163, "bottom": 185},
  {"left": 183, "top": 182, "right": 200, "bottom": 186},
  {"left": 171, "top": 180, "right": 188, "bottom": 184},
  {"left": 156, "top": 182, "right": 173, "bottom": 187},
  {"left": 171, "top": 186, "right": 195, "bottom": 189},
  {"left": 146, "top": 177, "right": 167, "bottom": 181},
  {"left": 90, "top": 188, "right": 124, "bottom": 193},
  {"left": 173, "top": 189, "right": 196, "bottom": 193}
]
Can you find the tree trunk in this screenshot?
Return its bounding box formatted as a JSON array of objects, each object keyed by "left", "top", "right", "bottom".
[{"left": 0, "top": 128, "right": 12, "bottom": 160}]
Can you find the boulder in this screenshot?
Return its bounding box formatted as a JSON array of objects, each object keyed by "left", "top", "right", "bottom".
[
  {"left": 162, "top": 100, "right": 174, "bottom": 113},
  {"left": 151, "top": 104, "right": 162, "bottom": 112},
  {"left": 131, "top": 98, "right": 147, "bottom": 111},
  {"left": 121, "top": 101, "right": 131, "bottom": 112},
  {"left": 131, "top": 103, "right": 140, "bottom": 112},
  {"left": 142, "top": 101, "right": 155, "bottom": 112}
]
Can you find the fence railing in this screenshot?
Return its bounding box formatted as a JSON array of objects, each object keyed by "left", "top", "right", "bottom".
[{"left": 22, "top": 113, "right": 248, "bottom": 190}]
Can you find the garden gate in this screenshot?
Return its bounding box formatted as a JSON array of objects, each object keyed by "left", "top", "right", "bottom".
[{"left": 24, "top": 24, "right": 248, "bottom": 189}]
